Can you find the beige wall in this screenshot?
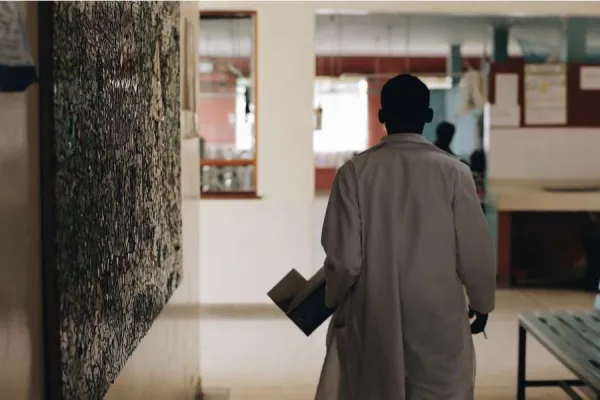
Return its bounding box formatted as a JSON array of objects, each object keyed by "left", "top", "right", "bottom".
[
  {"left": 0, "top": 3, "right": 44, "bottom": 400},
  {"left": 0, "top": 2, "right": 201, "bottom": 399},
  {"left": 199, "top": 2, "right": 317, "bottom": 304},
  {"left": 198, "top": 1, "right": 600, "bottom": 304},
  {"left": 106, "top": 2, "right": 202, "bottom": 398},
  {"left": 488, "top": 128, "right": 600, "bottom": 180}
]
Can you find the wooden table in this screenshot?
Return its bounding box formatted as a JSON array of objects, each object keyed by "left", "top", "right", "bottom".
[
  {"left": 489, "top": 180, "right": 600, "bottom": 287},
  {"left": 518, "top": 311, "right": 600, "bottom": 399}
]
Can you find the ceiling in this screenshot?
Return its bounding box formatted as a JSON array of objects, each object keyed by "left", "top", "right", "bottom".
[{"left": 199, "top": 13, "right": 600, "bottom": 58}]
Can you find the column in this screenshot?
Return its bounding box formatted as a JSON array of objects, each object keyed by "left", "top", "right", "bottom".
[
  {"left": 447, "top": 44, "right": 462, "bottom": 86},
  {"left": 367, "top": 78, "right": 386, "bottom": 146},
  {"left": 561, "top": 18, "right": 587, "bottom": 63},
  {"left": 492, "top": 25, "right": 509, "bottom": 64}
]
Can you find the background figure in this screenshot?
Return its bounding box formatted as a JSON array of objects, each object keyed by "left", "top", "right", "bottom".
[
  {"left": 469, "top": 149, "right": 487, "bottom": 211},
  {"left": 434, "top": 121, "right": 456, "bottom": 156}
]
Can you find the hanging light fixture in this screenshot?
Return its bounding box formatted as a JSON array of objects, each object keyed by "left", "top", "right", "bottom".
[
  {"left": 314, "top": 15, "right": 335, "bottom": 131},
  {"left": 314, "top": 23, "right": 323, "bottom": 131},
  {"left": 314, "top": 102, "right": 323, "bottom": 131},
  {"left": 314, "top": 26, "right": 322, "bottom": 131}
]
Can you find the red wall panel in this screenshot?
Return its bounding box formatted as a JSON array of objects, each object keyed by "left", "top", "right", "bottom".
[{"left": 198, "top": 97, "right": 236, "bottom": 145}]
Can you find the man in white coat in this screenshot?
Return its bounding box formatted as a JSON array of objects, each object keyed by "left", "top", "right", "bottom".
[{"left": 315, "top": 74, "right": 496, "bottom": 400}]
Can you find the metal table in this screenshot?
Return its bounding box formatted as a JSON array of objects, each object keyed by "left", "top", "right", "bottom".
[{"left": 518, "top": 311, "right": 600, "bottom": 399}]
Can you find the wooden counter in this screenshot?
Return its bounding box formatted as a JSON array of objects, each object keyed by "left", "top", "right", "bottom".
[
  {"left": 488, "top": 179, "right": 600, "bottom": 289},
  {"left": 489, "top": 179, "right": 600, "bottom": 212},
  {"left": 316, "top": 179, "right": 600, "bottom": 290}
]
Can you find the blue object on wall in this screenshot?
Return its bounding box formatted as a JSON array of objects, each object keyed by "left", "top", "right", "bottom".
[
  {"left": 448, "top": 44, "right": 462, "bottom": 86},
  {"left": 562, "top": 18, "right": 587, "bottom": 63},
  {"left": 0, "top": 2, "right": 37, "bottom": 92},
  {"left": 587, "top": 46, "right": 600, "bottom": 63},
  {"left": 492, "top": 26, "right": 510, "bottom": 63},
  {"left": 516, "top": 38, "right": 553, "bottom": 63}
]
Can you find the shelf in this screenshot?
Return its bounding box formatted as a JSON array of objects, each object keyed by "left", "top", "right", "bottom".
[
  {"left": 200, "top": 191, "right": 261, "bottom": 200},
  {"left": 200, "top": 159, "right": 255, "bottom": 167}
]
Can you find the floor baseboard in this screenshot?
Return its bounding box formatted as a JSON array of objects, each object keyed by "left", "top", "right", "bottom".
[
  {"left": 200, "top": 303, "right": 282, "bottom": 318},
  {"left": 196, "top": 387, "right": 231, "bottom": 399},
  {"left": 160, "top": 303, "right": 283, "bottom": 319}
]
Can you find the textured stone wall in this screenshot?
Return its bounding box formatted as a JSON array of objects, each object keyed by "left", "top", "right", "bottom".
[{"left": 48, "top": 2, "right": 181, "bottom": 398}]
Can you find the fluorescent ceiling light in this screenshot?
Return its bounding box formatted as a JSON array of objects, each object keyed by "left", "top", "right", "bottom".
[
  {"left": 317, "top": 9, "right": 370, "bottom": 16},
  {"left": 418, "top": 76, "right": 453, "bottom": 90}
]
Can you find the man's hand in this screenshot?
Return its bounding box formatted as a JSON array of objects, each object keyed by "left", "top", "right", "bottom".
[{"left": 468, "top": 306, "right": 488, "bottom": 335}]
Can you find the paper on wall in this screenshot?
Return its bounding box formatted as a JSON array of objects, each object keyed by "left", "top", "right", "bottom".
[
  {"left": 494, "top": 74, "right": 519, "bottom": 105},
  {"left": 524, "top": 107, "right": 567, "bottom": 125},
  {"left": 490, "top": 104, "right": 520, "bottom": 127},
  {"left": 524, "top": 64, "right": 567, "bottom": 125},
  {"left": 580, "top": 66, "right": 600, "bottom": 90}
]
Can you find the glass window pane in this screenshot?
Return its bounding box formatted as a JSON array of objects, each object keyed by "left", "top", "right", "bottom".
[
  {"left": 199, "top": 14, "right": 256, "bottom": 161},
  {"left": 199, "top": 12, "right": 257, "bottom": 196},
  {"left": 313, "top": 78, "right": 369, "bottom": 159}
]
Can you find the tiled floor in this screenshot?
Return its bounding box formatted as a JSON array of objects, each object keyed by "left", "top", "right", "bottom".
[{"left": 200, "top": 289, "right": 596, "bottom": 399}]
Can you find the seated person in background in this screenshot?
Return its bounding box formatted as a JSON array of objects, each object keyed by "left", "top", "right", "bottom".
[
  {"left": 469, "top": 149, "right": 486, "bottom": 174},
  {"left": 434, "top": 121, "right": 457, "bottom": 156}
]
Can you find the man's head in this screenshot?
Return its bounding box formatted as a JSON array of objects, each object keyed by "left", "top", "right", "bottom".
[
  {"left": 436, "top": 121, "right": 456, "bottom": 147},
  {"left": 378, "top": 74, "right": 433, "bottom": 134}
]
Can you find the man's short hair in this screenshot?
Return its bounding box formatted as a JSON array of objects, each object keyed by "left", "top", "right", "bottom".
[{"left": 380, "top": 74, "right": 431, "bottom": 124}]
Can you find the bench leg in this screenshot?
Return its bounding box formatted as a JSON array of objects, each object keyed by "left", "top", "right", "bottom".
[{"left": 517, "top": 324, "right": 527, "bottom": 400}]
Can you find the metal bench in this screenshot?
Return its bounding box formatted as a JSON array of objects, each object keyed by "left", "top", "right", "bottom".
[{"left": 518, "top": 311, "right": 600, "bottom": 399}]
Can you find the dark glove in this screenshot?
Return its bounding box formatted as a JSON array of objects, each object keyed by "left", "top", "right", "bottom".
[{"left": 468, "top": 306, "right": 488, "bottom": 335}]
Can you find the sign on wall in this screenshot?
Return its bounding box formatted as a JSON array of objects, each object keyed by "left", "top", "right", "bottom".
[
  {"left": 524, "top": 64, "right": 567, "bottom": 125},
  {"left": 580, "top": 66, "right": 600, "bottom": 90}
]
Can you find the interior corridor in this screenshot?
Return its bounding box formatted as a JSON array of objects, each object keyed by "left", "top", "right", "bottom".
[{"left": 6, "top": 2, "right": 600, "bottom": 399}]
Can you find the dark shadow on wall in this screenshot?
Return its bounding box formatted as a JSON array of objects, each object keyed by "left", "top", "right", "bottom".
[{"left": 38, "top": 2, "right": 182, "bottom": 398}]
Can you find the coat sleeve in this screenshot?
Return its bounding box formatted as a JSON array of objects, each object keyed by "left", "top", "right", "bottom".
[
  {"left": 321, "top": 162, "right": 362, "bottom": 309},
  {"left": 453, "top": 163, "right": 496, "bottom": 314}
]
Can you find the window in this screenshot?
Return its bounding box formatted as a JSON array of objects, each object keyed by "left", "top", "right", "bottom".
[
  {"left": 313, "top": 77, "right": 369, "bottom": 167},
  {"left": 198, "top": 11, "right": 258, "bottom": 198},
  {"left": 418, "top": 75, "right": 453, "bottom": 90},
  {"left": 234, "top": 78, "right": 255, "bottom": 152}
]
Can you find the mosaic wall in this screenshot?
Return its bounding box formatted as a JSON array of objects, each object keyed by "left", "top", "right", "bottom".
[{"left": 47, "top": 2, "right": 181, "bottom": 398}]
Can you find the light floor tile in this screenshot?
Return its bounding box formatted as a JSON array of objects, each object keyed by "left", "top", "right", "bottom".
[{"left": 200, "top": 289, "right": 596, "bottom": 399}]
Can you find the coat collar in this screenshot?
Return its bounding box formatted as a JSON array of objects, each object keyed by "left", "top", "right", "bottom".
[{"left": 380, "top": 133, "right": 429, "bottom": 145}]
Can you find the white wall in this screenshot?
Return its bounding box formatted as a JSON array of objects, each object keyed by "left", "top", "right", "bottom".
[
  {"left": 0, "top": 3, "right": 44, "bottom": 399},
  {"left": 313, "top": 197, "right": 328, "bottom": 269},
  {"left": 198, "top": 1, "right": 600, "bottom": 304},
  {"left": 199, "top": 2, "right": 316, "bottom": 304},
  {"left": 488, "top": 128, "right": 600, "bottom": 180}
]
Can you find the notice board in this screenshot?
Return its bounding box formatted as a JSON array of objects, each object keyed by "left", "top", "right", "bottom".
[{"left": 489, "top": 60, "right": 600, "bottom": 128}]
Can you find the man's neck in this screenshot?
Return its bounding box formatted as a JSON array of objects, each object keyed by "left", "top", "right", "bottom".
[{"left": 388, "top": 131, "right": 422, "bottom": 135}]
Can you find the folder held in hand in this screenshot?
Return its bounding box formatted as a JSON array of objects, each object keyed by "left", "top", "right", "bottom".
[{"left": 267, "top": 267, "right": 335, "bottom": 336}]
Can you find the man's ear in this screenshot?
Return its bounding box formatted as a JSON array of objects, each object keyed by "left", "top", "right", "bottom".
[
  {"left": 425, "top": 108, "right": 434, "bottom": 123},
  {"left": 378, "top": 109, "right": 385, "bottom": 124}
]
